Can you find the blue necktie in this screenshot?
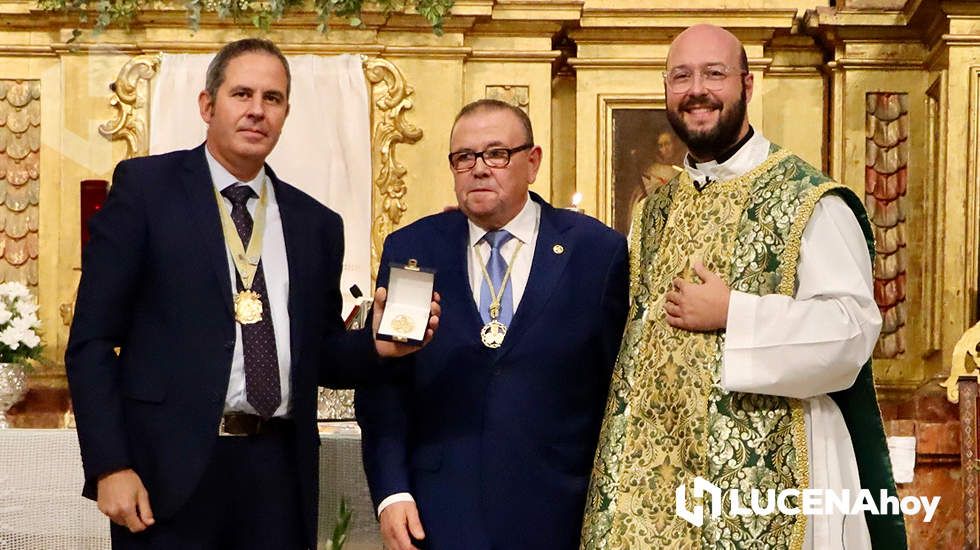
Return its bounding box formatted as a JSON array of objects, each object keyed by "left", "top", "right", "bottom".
[{"left": 479, "top": 230, "right": 516, "bottom": 327}]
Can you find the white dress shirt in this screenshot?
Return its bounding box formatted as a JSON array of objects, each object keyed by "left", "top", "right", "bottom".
[
  {"left": 466, "top": 195, "right": 541, "bottom": 312},
  {"left": 205, "top": 146, "right": 293, "bottom": 418},
  {"left": 687, "top": 130, "right": 878, "bottom": 550},
  {"left": 377, "top": 194, "right": 542, "bottom": 516}
]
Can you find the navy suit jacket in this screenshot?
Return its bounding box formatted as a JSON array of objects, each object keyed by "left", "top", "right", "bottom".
[
  {"left": 66, "top": 144, "right": 380, "bottom": 546},
  {"left": 356, "top": 194, "right": 629, "bottom": 550}
]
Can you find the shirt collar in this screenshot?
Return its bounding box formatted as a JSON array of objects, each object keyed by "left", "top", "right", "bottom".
[
  {"left": 205, "top": 143, "right": 266, "bottom": 196},
  {"left": 468, "top": 193, "right": 540, "bottom": 247},
  {"left": 683, "top": 126, "right": 771, "bottom": 187}
]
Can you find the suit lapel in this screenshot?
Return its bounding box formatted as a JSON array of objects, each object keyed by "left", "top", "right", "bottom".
[
  {"left": 446, "top": 213, "right": 485, "bottom": 338},
  {"left": 180, "top": 145, "right": 234, "bottom": 317},
  {"left": 498, "top": 196, "right": 571, "bottom": 357}
]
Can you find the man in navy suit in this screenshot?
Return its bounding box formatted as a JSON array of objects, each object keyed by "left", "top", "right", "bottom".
[
  {"left": 66, "top": 39, "right": 438, "bottom": 549},
  {"left": 356, "top": 99, "right": 629, "bottom": 550}
]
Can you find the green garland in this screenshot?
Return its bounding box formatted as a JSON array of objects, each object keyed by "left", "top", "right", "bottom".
[{"left": 36, "top": 0, "right": 454, "bottom": 39}]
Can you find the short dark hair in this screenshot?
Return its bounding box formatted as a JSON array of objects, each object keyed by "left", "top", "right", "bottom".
[
  {"left": 205, "top": 38, "right": 291, "bottom": 100},
  {"left": 452, "top": 99, "right": 534, "bottom": 146},
  {"left": 739, "top": 46, "right": 748, "bottom": 72}
]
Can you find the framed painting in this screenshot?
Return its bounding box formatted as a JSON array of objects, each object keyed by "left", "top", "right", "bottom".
[{"left": 609, "top": 108, "right": 687, "bottom": 235}]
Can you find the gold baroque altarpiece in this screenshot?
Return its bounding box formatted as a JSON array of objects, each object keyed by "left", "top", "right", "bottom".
[{"left": 2, "top": 0, "right": 979, "bottom": 410}]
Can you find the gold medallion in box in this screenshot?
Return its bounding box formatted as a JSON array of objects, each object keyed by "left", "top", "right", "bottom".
[{"left": 391, "top": 314, "right": 415, "bottom": 336}]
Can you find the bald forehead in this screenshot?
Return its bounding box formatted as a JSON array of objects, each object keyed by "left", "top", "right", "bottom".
[{"left": 667, "top": 24, "right": 743, "bottom": 69}]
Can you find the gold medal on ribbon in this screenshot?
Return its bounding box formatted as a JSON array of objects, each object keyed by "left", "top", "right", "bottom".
[
  {"left": 475, "top": 240, "right": 523, "bottom": 349},
  {"left": 214, "top": 179, "right": 270, "bottom": 326},
  {"left": 480, "top": 320, "right": 507, "bottom": 349},
  {"left": 391, "top": 314, "right": 415, "bottom": 336},
  {"left": 234, "top": 290, "right": 264, "bottom": 324}
]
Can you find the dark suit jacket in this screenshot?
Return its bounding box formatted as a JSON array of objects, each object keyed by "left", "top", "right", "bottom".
[
  {"left": 355, "top": 193, "right": 629, "bottom": 550},
  {"left": 66, "top": 144, "right": 380, "bottom": 546}
]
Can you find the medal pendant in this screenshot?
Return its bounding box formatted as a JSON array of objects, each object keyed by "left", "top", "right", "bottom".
[
  {"left": 391, "top": 314, "right": 416, "bottom": 336},
  {"left": 234, "top": 290, "right": 263, "bottom": 324},
  {"left": 480, "top": 320, "right": 507, "bottom": 349}
]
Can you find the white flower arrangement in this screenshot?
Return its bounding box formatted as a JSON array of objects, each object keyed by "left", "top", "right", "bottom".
[{"left": 0, "top": 282, "right": 42, "bottom": 365}]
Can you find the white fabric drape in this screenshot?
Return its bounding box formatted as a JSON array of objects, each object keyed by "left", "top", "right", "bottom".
[{"left": 149, "top": 53, "right": 372, "bottom": 315}]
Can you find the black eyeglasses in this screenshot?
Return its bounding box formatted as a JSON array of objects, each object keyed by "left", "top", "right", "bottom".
[{"left": 448, "top": 143, "right": 533, "bottom": 172}]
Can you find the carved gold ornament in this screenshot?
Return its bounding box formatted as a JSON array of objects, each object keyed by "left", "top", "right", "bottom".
[
  {"left": 943, "top": 322, "right": 980, "bottom": 403},
  {"left": 364, "top": 56, "right": 423, "bottom": 278},
  {"left": 99, "top": 54, "right": 161, "bottom": 159},
  {"left": 485, "top": 85, "right": 529, "bottom": 113}
]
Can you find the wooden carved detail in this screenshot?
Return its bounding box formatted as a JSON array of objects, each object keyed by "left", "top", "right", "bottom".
[
  {"left": 99, "top": 54, "right": 161, "bottom": 159},
  {"left": 485, "top": 85, "right": 529, "bottom": 113},
  {"left": 866, "top": 92, "right": 908, "bottom": 359},
  {"left": 0, "top": 80, "right": 40, "bottom": 287},
  {"left": 364, "top": 56, "right": 423, "bottom": 279},
  {"left": 959, "top": 379, "right": 978, "bottom": 546}
]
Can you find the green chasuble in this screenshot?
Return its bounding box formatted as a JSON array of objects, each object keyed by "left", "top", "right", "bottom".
[{"left": 581, "top": 145, "right": 906, "bottom": 550}]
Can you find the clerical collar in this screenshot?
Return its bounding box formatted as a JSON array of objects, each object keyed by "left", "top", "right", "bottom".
[
  {"left": 683, "top": 126, "right": 771, "bottom": 190},
  {"left": 712, "top": 126, "right": 755, "bottom": 164}
]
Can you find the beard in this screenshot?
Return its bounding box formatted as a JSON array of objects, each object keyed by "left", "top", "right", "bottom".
[{"left": 667, "top": 85, "right": 747, "bottom": 160}]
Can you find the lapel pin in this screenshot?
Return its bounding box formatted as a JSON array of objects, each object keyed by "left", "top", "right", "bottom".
[{"left": 553, "top": 244, "right": 565, "bottom": 255}]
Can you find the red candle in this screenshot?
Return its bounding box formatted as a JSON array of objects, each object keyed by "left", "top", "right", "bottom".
[{"left": 80, "top": 179, "right": 108, "bottom": 248}]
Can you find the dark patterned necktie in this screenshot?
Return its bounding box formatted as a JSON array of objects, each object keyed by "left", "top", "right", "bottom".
[{"left": 221, "top": 184, "right": 281, "bottom": 418}]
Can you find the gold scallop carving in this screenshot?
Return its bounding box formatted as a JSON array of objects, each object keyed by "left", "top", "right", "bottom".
[
  {"left": 5, "top": 211, "right": 30, "bottom": 239},
  {"left": 0, "top": 80, "right": 39, "bottom": 288},
  {"left": 6, "top": 109, "right": 30, "bottom": 134},
  {"left": 4, "top": 187, "right": 31, "bottom": 213},
  {"left": 6, "top": 135, "right": 29, "bottom": 161},
  {"left": 26, "top": 101, "right": 39, "bottom": 126},
  {"left": 865, "top": 94, "right": 877, "bottom": 114},
  {"left": 5, "top": 154, "right": 38, "bottom": 185},
  {"left": 875, "top": 93, "right": 903, "bottom": 122},
  {"left": 25, "top": 234, "right": 38, "bottom": 265},
  {"left": 5, "top": 83, "right": 32, "bottom": 109},
  {"left": 867, "top": 92, "right": 908, "bottom": 359},
  {"left": 27, "top": 179, "right": 39, "bottom": 205},
  {"left": 5, "top": 237, "right": 27, "bottom": 266}
]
